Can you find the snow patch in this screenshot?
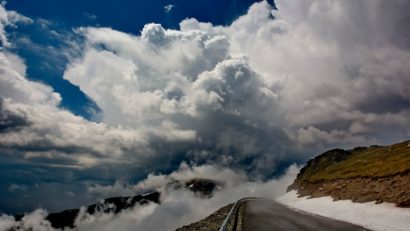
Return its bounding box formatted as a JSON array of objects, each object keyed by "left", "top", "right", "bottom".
[{"left": 276, "top": 191, "right": 410, "bottom": 231}]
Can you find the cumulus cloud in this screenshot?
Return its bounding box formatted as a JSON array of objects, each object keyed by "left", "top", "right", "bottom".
[
  {"left": 1, "top": 0, "right": 410, "bottom": 221},
  {"left": 0, "top": 209, "right": 54, "bottom": 231},
  {"left": 228, "top": 0, "right": 410, "bottom": 148},
  {"left": 63, "top": 22, "right": 289, "bottom": 176},
  {"left": 0, "top": 51, "right": 151, "bottom": 167},
  {"left": 59, "top": 0, "right": 410, "bottom": 176}
]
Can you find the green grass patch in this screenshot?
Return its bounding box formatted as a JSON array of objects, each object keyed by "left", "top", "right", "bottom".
[{"left": 305, "top": 140, "right": 410, "bottom": 182}]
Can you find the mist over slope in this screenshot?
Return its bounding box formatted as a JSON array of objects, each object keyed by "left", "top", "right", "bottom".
[{"left": 1, "top": 164, "right": 298, "bottom": 231}]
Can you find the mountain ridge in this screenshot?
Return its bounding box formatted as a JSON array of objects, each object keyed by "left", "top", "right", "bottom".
[
  {"left": 12, "top": 178, "right": 222, "bottom": 230},
  {"left": 288, "top": 140, "right": 410, "bottom": 207}
]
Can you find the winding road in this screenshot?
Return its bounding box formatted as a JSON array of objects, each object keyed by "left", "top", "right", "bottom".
[{"left": 220, "top": 198, "right": 370, "bottom": 231}]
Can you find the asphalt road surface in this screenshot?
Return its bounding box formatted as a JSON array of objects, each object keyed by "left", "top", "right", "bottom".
[{"left": 242, "top": 199, "right": 370, "bottom": 231}]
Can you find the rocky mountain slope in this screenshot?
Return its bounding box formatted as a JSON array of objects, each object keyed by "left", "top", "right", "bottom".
[
  {"left": 14, "top": 192, "right": 161, "bottom": 229},
  {"left": 288, "top": 140, "right": 410, "bottom": 207},
  {"left": 176, "top": 203, "right": 233, "bottom": 231},
  {"left": 13, "top": 178, "right": 221, "bottom": 230}
]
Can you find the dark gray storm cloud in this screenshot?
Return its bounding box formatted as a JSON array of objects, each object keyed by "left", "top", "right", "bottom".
[{"left": 0, "top": 100, "right": 31, "bottom": 133}]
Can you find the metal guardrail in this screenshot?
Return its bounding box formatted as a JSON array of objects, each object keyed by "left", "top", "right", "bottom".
[
  {"left": 218, "top": 197, "right": 261, "bottom": 231},
  {"left": 218, "top": 200, "right": 239, "bottom": 231}
]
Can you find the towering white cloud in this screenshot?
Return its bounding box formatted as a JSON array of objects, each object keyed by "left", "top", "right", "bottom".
[
  {"left": 1, "top": 0, "right": 409, "bottom": 174},
  {"left": 228, "top": 0, "right": 410, "bottom": 147},
  {"left": 62, "top": 0, "right": 410, "bottom": 173},
  {"left": 64, "top": 21, "right": 288, "bottom": 176}
]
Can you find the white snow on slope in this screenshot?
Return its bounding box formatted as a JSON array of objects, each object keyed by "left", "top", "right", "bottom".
[{"left": 276, "top": 191, "right": 410, "bottom": 231}]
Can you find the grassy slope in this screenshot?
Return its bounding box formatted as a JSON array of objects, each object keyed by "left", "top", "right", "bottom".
[{"left": 304, "top": 140, "right": 410, "bottom": 182}]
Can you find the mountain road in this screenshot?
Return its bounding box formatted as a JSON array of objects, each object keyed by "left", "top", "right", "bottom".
[{"left": 220, "top": 198, "right": 370, "bottom": 231}]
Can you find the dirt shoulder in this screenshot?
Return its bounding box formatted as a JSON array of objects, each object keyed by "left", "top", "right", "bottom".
[{"left": 176, "top": 203, "right": 233, "bottom": 231}]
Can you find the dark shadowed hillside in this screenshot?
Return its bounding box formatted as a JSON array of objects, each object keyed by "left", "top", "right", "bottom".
[
  {"left": 14, "top": 192, "right": 161, "bottom": 229},
  {"left": 12, "top": 178, "right": 222, "bottom": 230}
]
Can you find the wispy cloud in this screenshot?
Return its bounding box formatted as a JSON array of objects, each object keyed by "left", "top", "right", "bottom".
[
  {"left": 83, "top": 12, "right": 97, "bottom": 21},
  {"left": 8, "top": 184, "right": 28, "bottom": 192},
  {"left": 1, "top": 164, "right": 299, "bottom": 231},
  {"left": 164, "top": 4, "right": 174, "bottom": 13}
]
